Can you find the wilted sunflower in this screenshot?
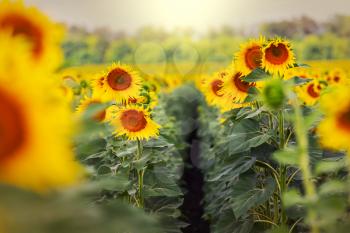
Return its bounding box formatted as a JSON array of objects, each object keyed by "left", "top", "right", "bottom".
[
  {"left": 97, "top": 63, "right": 142, "bottom": 102},
  {"left": 318, "top": 86, "right": 350, "bottom": 151},
  {"left": 220, "top": 68, "right": 256, "bottom": 104},
  {"left": 262, "top": 38, "right": 295, "bottom": 76},
  {"left": 202, "top": 71, "right": 227, "bottom": 106},
  {"left": 0, "top": 0, "right": 63, "bottom": 70},
  {"left": 295, "top": 80, "right": 326, "bottom": 106},
  {"left": 110, "top": 106, "right": 160, "bottom": 141},
  {"left": 235, "top": 37, "right": 265, "bottom": 75},
  {"left": 0, "top": 71, "right": 84, "bottom": 192}
]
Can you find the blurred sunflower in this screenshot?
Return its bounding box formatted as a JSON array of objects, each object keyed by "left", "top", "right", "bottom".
[
  {"left": 110, "top": 106, "right": 160, "bottom": 141},
  {"left": 235, "top": 37, "right": 265, "bottom": 75},
  {"left": 76, "top": 96, "right": 110, "bottom": 122},
  {"left": 325, "top": 69, "right": 348, "bottom": 86},
  {"left": 97, "top": 63, "right": 142, "bottom": 102},
  {"left": 0, "top": 71, "right": 84, "bottom": 192},
  {"left": 262, "top": 38, "right": 295, "bottom": 76},
  {"left": 161, "top": 74, "right": 183, "bottom": 93},
  {"left": 126, "top": 90, "right": 158, "bottom": 109},
  {"left": 202, "top": 71, "right": 226, "bottom": 106},
  {"left": 0, "top": 0, "right": 63, "bottom": 70},
  {"left": 295, "top": 80, "right": 326, "bottom": 106},
  {"left": 220, "top": 68, "right": 256, "bottom": 104},
  {"left": 283, "top": 67, "right": 312, "bottom": 80},
  {"left": 318, "top": 86, "right": 350, "bottom": 151}
]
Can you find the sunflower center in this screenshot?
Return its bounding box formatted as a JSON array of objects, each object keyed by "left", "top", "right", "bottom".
[
  {"left": 233, "top": 72, "right": 254, "bottom": 93},
  {"left": 337, "top": 106, "right": 350, "bottom": 132},
  {"left": 265, "top": 43, "right": 289, "bottom": 65},
  {"left": 0, "top": 13, "right": 43, "bottom": 58},
  {"left": 306, "top": 83, "right": 320, "bottom": 98},
  {"left": 211, "top": 79, "right": 223, "bottom": 97},
  {"left": 121, "top": 110, "right": 147, "bottom": 132},
  {"left": 245, "top": 46, "right": 262, "bottom": 70},
  {"left": 107, "top": 68, "right": 132, "bottom": 91},
  {"left": 0, "top": 88, "right": 27, "bottom": 162}
]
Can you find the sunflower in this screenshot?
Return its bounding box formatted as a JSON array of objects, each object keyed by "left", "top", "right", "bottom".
[
  {"left": 220, "top": 68, "right": 256, "bottom": 104},
  {"left": 235, "top": 37, "right": 265, "bottom": 75},
  {"left": 283, "top": 67, "right": 312, "bottom": 80},
  {"left": 161, "top": 74, "right": 183, "bottom": 93},
  {"left": 318, "top": 86, "right": 350, "bottom": 151},
  {"left": 0, "top": 0, "right": 63, "bottom": 70},
  {"left": 110, "top": 106, "right": 160, "bottom": 141},
  {"left": 76, "top": 96, "right": 110, "bottom": 122},
  {"left": 295, "top": 80, "right": 326, "bottom": 106},
  {"left": 96, "top": 63, "right": 142, "bottom": 102},
  {"left": 0, "top": 71, "right": 84, "bottom": 192},
  {"left": 262, "top": 38, "right": 295, "bottom": 76},
  {"left": 325, "top": 68, "right": 348, "bottom": 86},
  {"left": 202, "top": 71, "right": 227, "bottom": 106},
  {"left": 126, "top": 90, "right": 158, "bottom": 109}
]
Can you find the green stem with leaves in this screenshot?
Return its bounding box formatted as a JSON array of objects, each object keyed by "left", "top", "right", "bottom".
[
  {"left": 278, "top": 109, "right": 288, "bottom": 224},
  {"left": 136, "top": 139, "right": 145, "bottom": 208},
  {"left": 292, "top": 99, "right": 319, "bottom": 233}
]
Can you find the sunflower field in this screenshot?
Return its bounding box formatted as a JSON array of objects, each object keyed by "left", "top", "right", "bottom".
[{"left": 1, "top": 1, "right": 350, "bottom": 233}]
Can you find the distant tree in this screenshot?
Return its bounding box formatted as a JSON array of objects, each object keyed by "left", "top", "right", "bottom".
[
  {"left": 260, "top": 16, "right": 319, "bottom": 38},
  {"left": 325, "top": 15, "right": 350, "bottom": 37}
]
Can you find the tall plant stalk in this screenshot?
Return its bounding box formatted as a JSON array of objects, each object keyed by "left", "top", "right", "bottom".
[
  {"left": 136, "top": 139, "right": 145, "bottom": 208},
  {"left": 278, "top": 109, "right": 288, "bottom": 224},
  {"left": 292, "top": 99, "right": 319, "bottom": 233}
]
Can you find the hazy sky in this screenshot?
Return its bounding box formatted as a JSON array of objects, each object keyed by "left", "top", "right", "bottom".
[{"left": 26, "top": 0, "right": 350, "bottom": 33}]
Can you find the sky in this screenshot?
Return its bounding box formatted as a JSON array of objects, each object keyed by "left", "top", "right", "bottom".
[{"left": 26, "top": 0, "right": 350, "bottom": 33}]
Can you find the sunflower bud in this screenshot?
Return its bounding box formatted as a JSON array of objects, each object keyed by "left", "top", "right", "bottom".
[{"left": 262, "top": 79, "right": 286, "bottom": 110}]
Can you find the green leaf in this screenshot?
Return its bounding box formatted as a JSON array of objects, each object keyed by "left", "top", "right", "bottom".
[
  {"left": 231, "top": 177, "right": 275, "bottom": 218},
  {"left": 243, "top": 87, "right": 260, "bottom": 103},
  {"left": 94, "top": 174, "right": 131, "bottom": 191},
  {"left": 133, "top": 155, "right": 150, "bottom": 171},
  {"left": 273, "top": 147, "right": 299, "bottom": 165},
  {"left": 226, "top": 133, "right": 271, "bottom": 155},
  {"left": 319, "top": 180, "right": 347, "bottom": 195},
  {"left": 315, "top": 158, "right": 346, "bottom": 175},
  {"left": 283, "top": 189, "right": 304, "bottom": 207},
  {"left": 145, "top": 187, "right": 181, "bottom": 197},
  {"left": 244, "top": 68, "right": 271, "bottom": 82},
  {"left": 208, "top": 157, "right": 256, "bottom": 182},
  {"left": 293, "top": 63, "right": 310, "bottom": 68},
  {"left": 291, "top": 76, "right": 313, "bottom": 85}
]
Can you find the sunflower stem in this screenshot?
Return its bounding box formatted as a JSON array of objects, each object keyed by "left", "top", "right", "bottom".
[
  {"left": 292, "top": 99, "right": 319, "bottom": 233},
  {"left": 136, "top": 139, "right": 145, "bottom": 208},
  {"left": 277, "top": 109, "right": 288, "bottom": 224}
]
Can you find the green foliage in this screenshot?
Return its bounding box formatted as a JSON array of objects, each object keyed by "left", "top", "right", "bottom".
[
  {"left": 0, "top": 185, "right": 160, "bottom": 233},
  {"left": 70, "top": 88, "right": 191, "bottom": 233}
]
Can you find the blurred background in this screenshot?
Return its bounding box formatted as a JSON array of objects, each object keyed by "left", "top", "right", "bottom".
[{"left": 26, "top": 0, "right": 350, "bottom": 68}]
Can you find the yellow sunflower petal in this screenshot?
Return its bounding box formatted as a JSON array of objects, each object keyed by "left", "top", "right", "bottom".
[
  {"left": 318, "top": 86, "right": 350, "bottom": 151},
  {"left": 0, "top": 70, "right": 84, "bottom": 192},
  {"left": 262, "top": 38, "right": 295, "bottom": 76},
  {"left": 96, "top": 63, "right": 142, "bottom": 102},
  {"left": 235, "top": 37, "right": 265, "bottom": 75},
  {"left": 110, "top": 106, "right": 160, "bottom": 141},
  {"left": 0, "top": 0, "right": 64, "bottom": 71}
]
